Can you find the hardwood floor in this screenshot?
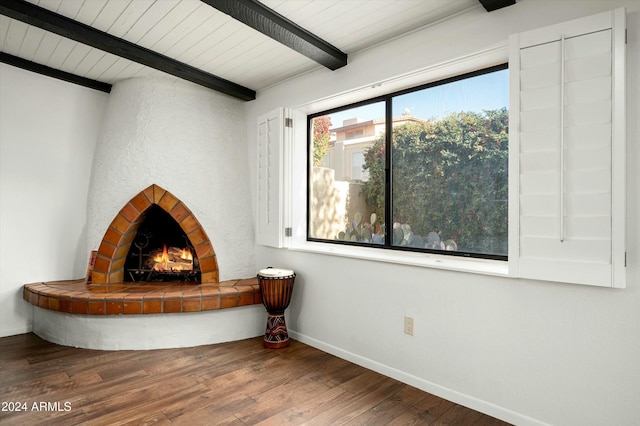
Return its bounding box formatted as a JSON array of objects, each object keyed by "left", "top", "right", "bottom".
[{"left": 0, "top": 333, "right": 510, "bottom": 425}]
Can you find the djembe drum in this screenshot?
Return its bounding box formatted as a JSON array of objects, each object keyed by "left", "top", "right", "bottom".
[{"left": 257, "top": 267, "right": 296, "bottom": 349}]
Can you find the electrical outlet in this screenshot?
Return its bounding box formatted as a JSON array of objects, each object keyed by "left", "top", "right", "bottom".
[{"left": 404, "top": 315, "right": 414, "bottom": 336}]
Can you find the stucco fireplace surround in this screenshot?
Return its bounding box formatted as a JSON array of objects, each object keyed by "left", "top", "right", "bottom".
[{"left": 22, "top": 77, "right": 263, "bottom": 350}]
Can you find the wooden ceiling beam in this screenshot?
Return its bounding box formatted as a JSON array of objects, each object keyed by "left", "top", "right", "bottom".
[
  {"left": 0, "top": 0, "right": 256, "bottom": 101},
  {"left": 478, "top": 0, "right": 516, "bottom": 12},
  {"left": 202, "top": 0, "right": 348, "bottom": 70},
  {"left": 0, "top": 52, "right": 112, "bottom": 93}
]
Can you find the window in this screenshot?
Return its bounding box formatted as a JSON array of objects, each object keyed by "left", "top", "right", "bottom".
[
  {"left": 346, "top": 129, "right": 364, "bottom": 140},
  {"left": 257, "top": 9, "right": 625, "bottom": 286},
  {"left": 351, "top": 152, "right": 368, "bottom": 181},
  {"left": 308, "top": 65, "right": 509, "bottom": 260}
]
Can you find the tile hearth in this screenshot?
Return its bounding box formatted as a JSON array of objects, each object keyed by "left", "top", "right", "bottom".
[{"left": 23, "top": 279, "right": 261, "bottom": 315}]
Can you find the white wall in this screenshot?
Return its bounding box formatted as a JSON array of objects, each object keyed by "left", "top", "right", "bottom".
[
  {"left": 87, "top": 77, "right": 256, "bottom": 281},
  {"left": 0, "top": 65, "right": 108, "bottom": 337},
  {"left": 246, "top": 1, "right": 640, "bottom": 425}
]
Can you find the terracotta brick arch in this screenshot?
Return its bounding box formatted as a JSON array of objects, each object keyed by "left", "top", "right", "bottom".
[{"left": 91, "top": 184, "right": 219, "bottom": 284}]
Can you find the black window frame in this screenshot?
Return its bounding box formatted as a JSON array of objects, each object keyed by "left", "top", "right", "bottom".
[{"left": 307, "top": 63, "right": 509, "bottom": 261}]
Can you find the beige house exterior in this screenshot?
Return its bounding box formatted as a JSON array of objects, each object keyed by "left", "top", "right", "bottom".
[
  {"left": 311, "top": 113, "right": 425, "bottom": 240},
  {"left": 322, "top": 113, "right": 425, "bottom": 182}
]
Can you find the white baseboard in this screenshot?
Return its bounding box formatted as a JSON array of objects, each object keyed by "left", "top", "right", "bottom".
[{"left": 289, "top": 330, "right": 548, "bottom": 426}]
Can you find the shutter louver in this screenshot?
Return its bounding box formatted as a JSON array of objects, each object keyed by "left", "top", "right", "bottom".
[
  {"left": 256, "top": 108, "right": 295, "bottom": 248},
  {"left": 257, "top": 108, "right": 284, "bottom": 247},
  {"left": 509, "top": 9, "right": 626, "bottom": 287}
]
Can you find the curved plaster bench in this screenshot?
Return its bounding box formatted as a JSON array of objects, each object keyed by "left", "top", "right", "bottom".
[{"left": 23, "top": 279, "right": 266, "bottom": 350}]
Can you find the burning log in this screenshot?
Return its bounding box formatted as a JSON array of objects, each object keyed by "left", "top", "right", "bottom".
[{"left": 147, "top": 245, "right": 193, "bottom": 272}]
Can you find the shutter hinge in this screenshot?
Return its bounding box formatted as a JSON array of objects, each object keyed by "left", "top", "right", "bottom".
[
  {"left": 285, "top": 227, "right": 292, "bottom": 237},
  {"left": 625, "top": 28, "right": 628, "bottom": 44},
  {"left": 284, "top": 118, "right": 293, "bottom": 128}
]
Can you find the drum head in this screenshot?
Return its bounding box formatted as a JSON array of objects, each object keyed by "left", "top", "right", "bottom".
[{"left": 258, "top": 267, "right": 294, "bottom": 278}]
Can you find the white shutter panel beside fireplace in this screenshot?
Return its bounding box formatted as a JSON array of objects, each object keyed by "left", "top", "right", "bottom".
[
  {"left": 508, "top": 8, "right": 626, "bottom": 288},
  {"left": 256, "top": 107, "right": 294, "bottom": 248}
]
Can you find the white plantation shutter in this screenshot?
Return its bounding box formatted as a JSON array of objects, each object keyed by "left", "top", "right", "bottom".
[
  {"left": 256, "top": 107, "right": 294, "bottom": 248},
  {"left": 509, "top": 8, "right": 626, "bottom": 287}
]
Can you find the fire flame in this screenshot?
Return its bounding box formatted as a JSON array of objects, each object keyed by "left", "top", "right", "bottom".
[
  {"left": 180, "top": 248, "right": 193, "bottom": 261},
  {"left": 152, "top": 244, "right": 193, "bottom": 272},
  {"left": 153, "top": 245, "right": 170, "bottom": 264}
]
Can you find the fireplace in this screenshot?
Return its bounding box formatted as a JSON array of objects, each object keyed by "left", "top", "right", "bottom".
[
  {"left": 23, "top": 182, "right": 263, "bottom": 320},
  {"left": 124, "top": 204, "right": 200, "bottom": 282},
  {"left": 22, "top": 78, "right": 263, "bottom": 349},
  {"left": 22, "top": 181, "right": 263, "bottom": 348},
  {"left": 89, "top": 184, "right": 219, "bottom": 284}
]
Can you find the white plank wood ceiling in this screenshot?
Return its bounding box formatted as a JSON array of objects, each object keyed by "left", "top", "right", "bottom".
[{"left": 1, "top": 0, "right": 480, "bottom": 94}]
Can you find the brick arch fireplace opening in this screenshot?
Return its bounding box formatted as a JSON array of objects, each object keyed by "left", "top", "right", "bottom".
[{"left": 91, "top": 184, "right": 219, "bottom": 284}]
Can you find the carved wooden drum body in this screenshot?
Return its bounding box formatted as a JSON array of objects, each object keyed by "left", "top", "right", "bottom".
[{"left": 257, "top": 268, "right": 296, "bottom": 349}]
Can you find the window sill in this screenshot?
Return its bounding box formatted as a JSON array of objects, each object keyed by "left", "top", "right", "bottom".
[{"left": 287, "top": 240, "right": 509, "bottom": 277}]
